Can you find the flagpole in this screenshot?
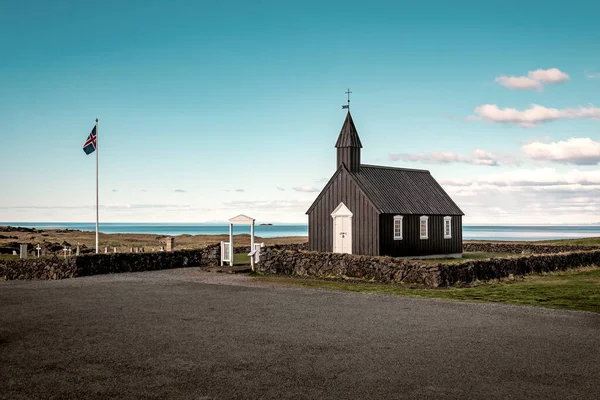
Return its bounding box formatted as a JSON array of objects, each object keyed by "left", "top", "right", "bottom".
[{"left": 95, "top": 118, "right": 99, "bottom": 254}]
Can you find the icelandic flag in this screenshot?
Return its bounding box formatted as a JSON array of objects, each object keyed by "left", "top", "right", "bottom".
[{"left": 83, "top": 125, "right": 97, "bottom": 155}]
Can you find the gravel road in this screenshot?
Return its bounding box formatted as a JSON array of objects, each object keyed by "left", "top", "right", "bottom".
[{"left": 1, "top": 268, "right": 599, "bottom": 399}]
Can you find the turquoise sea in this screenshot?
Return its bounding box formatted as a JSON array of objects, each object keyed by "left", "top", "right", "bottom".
[{"left": 2, "top": 222, "right": 600, "bottom": 241}]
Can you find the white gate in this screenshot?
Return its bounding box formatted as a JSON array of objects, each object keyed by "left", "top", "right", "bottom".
[
  {"left": 220, "top": 241, "right": 231, "bottom": 266},
  {"left": 253, "top": 243, "right": 264, "bottom": 263}
]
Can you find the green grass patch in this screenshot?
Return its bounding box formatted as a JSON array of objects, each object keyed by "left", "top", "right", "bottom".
[
  {"left": 465, "top": 237, "right": 600, "bottom": 247},
  {"left": 420, "top": 251, "right": 517, "bottom": 264},
  {"left": 254, "top": 267, "right": 600, "bottom": 313},
  {"left": 533, "top": 237, "right": 600, "bottom": 247},
  {"left": 233, "top": 253, "right": 251, "bottom": 265}
]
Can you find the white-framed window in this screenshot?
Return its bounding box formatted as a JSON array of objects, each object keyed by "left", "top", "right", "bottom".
[
  {"left": 444, "top": 216, "right": 452, "bottom": 239},
  {"left": 393, "top": 215, "right": 403, "bottom": 240},
  {"left": 419, "top": 216, "right": 429, "bottom": 239}
]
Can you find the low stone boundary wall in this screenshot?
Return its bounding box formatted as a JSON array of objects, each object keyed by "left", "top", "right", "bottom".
[
  {"left": 232, "top": 242, "right": 308, "bottom": 254},
  {"left": 463, "top": 242, "right": 600, "bottom": 254},
  {"left": 257, "top": 247, "right": 600, "bottom": 287},
  {"left": 0, "top": 257, "right": 78, "bottom": 280},
  {"left": 0, "top": 249, "right": 209, "bottom": 281},
  {"left": 438, "top": 250, "right": 600, "bottom": 286},
  {"left": 257, "top": 248, "right": 440, "bottom": 287},
  {"left": 0, "top": 242, "right": 304, "bottom": 280}
]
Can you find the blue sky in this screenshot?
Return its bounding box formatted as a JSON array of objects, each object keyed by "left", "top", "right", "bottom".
[{"left": 1, "top": 0, "right": 599, "bottom": 224}]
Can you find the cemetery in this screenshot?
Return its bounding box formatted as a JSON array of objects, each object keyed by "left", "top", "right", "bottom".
[{"left": 3, "top": 224, "right": 600, "bottom": 287}]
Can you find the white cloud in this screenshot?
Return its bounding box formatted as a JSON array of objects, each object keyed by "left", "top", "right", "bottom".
[
  {"left": 389, "top": 149, "right": 511, "bottom": 166},
  {"left": 495, "top": 68, "right": 569, "bottom": 91},
  {"left": 292, "top": 186, "right": 320, "bottom": 192},
  {"left": 276, "top": 187, "right": 285, "bottom": 191},
  {"left": 441, "top": 167, "right": 600, "bottom": 188},
  {"left": 235, "top": 189, "right": 245, "bottom": 192},
  {"left": 586, "top": 72, "right": 600, "bottom": 79},
  {"left": 456, "top": 186, "right": 600, "bottom": 225},
  {"left": 174, "top": 189, "right": 186, "bottom": 193},
  {"left": 471, "top": 104, "right": 600, "bottom": 127},
  {"left": 527, "top": 68, "right": 570, "bottom": 83},
  {"left": 522, "top": 138, "right": 600, "bottom": 165},
  {"left": 441, "top": 168, "right": 600, "bottom": 224},
  {"left": 222, "top": 200, "right": 310, "bottom": 210},
  {"left": 495, "top": 76, "right": 543, "bottom": 91}
]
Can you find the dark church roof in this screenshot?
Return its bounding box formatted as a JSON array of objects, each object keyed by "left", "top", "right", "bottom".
[
  {"left": 307, "top": 109, "right": 464, "bottom": 216},
  {"left": 335, "top": 112, "right": 363, "bottom": 148},
  {"left": 353, "top": 165, "right": 464, "bottom": 215},
  {"left": 305, "top": 163, "right": 464, "bottom": 215}
]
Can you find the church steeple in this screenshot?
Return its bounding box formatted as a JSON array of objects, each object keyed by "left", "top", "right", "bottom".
[{"left": 335, "top": 111, "right": 362, "bottom": 173}]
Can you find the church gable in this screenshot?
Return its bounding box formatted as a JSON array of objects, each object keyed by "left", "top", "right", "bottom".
[
  {"left": 307, "top": 165, "right": 380, "bottom": 256},
  {"left": 306, "top": 165, "right": 378, "bottom": 215}
]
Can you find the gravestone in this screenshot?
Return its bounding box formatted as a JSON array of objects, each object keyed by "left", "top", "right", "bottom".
[
  {"left": 105, "top": 247, "right": 108, "bottom": 254},
  {"left": 12, "top": 250, "right": 17, "bottom": 256},
  {"left": 20, "top": 244, "right": 28, "bottom": 259},
  {"left": 113, "top": 247, "right": 117, "bottom": 253},
  {"left": 76, "top": 245, "right": 80, "bottom": 256},
  {"left": 129, "top": 247, "right": 133, "bottom": 253},
  {"left": 36, "top": 244, "right": 41, "bottom": 258},
  {"left": 165, "top": 237, "right": 174, "bottom": 252}
]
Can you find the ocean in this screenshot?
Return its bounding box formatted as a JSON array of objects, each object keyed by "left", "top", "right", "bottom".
[
  {"left": 0, "top": 222, "right": 600, "bottom": 241},
  {"left": 2, "top": 222, "right": 600, "bottom": 241}
]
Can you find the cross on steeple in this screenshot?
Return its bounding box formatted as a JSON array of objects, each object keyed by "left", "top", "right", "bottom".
[{"left": 342, "top": 88, "right": 352, "bottom": 110}]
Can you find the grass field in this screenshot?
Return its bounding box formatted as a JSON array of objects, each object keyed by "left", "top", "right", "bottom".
[
  {"left": 467, "top": 237, "right": 600, "bottom": 247},
  {"left": 420, "top": 251, "right": 517, "bottom": 264},
  {"left": 0, "top": 227, "right": 307, "bottom": 254},
  {"left": 254, "top": 267, "right": 600, "bottom": 313},
  {"left": 534, "top": 237, "right": 600, "bottom": 246},
  {"left": 233, "top": 253, "right": 251, "bottom": 265}
]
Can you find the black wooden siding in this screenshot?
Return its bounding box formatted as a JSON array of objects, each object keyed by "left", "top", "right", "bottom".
[
  {"left": 337, "top": 147, "right": 361, "bottom": 173},
  {"left": 379, "top": 215, "right": 463, "bottom": 257},
  {"left": 308, "top": 168, "right": 380, "bottom": 256}
]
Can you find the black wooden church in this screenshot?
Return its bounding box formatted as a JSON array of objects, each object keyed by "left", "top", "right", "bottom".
[{"left": 306, "top": 111, "right": 464, "bottom": 258}]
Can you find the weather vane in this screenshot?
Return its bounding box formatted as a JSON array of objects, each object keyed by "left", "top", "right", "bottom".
[{"left": 342, "top": 88, "right": 351, "bottom": 110}]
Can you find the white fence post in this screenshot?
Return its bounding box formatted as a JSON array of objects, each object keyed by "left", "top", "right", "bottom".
[{"left": 221, "top": 241, "right": 231, "bottom": 266}]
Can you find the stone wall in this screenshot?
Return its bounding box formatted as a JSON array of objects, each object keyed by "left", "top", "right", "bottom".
[
  {"left": 0, "top": 257, "right": 78, "bottom": 280},
  {"left": 233, "top": 242, "right": 308, "bottom": 254},
  {"left": 463, "top": 242, "right": 600, "bottom": 254},
  {"left": 256, "top": 248, "right": 440, "bottom": 287},
  {"left": 0, "top": 241, "right": 307, "bottom": 280},
  {"left": 438, "top": 250, "right": 600, "bottom": 286},
  {"left": 74, "top": 250, "right": 204, "bottom": 277},
  {"left": 200, "top": 244, "right": 221, "bottom": 266},
  {"left": 257, "top": 247, "right": 600, "bottom": 288},
  {"left": 0, "top": 249, "right": 215, "bottom": 281}
]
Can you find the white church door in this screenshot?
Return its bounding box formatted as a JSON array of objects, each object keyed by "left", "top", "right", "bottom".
[{"left": 331, "top": 202, "right": 353, "bottom": 254}]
